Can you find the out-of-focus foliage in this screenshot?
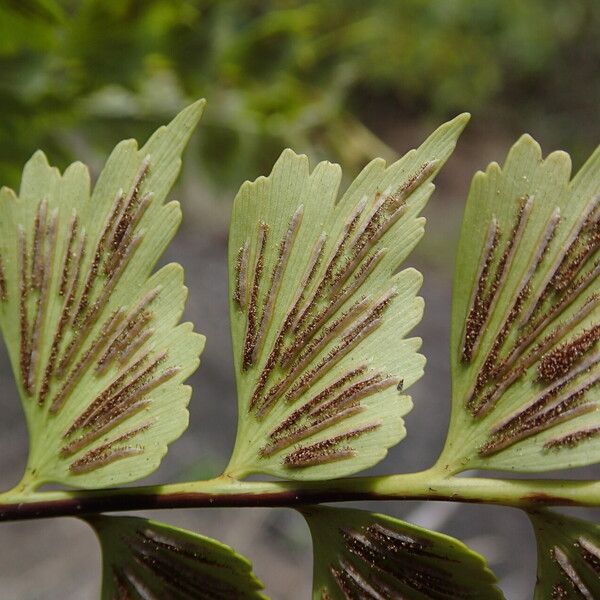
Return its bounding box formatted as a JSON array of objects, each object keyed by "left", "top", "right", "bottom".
[{"left": 1, "top": 0, "right": 598, "bottom": 190}]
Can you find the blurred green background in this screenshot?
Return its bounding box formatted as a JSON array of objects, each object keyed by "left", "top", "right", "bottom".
[
  {"left": 1, "top": 0, "right": 598, "bottom": 191},
  {"left": 0, "top": 2, "right": 598, "bottom": 599}
]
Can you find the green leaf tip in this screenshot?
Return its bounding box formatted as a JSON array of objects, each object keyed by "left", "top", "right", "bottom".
[
  {"left": 224, "top": 115, "right": 467, "bottom": 480},
  {"left": 442, "top": 133, "right": 600, "bottom": 474},
  {"left": 529, "top": 510, "right": 600, "bottom": 599},
  {"left": 0, "top": 101, "right": 206, "bottom": 491},
  {"left": 84, "top": 515, "right": 266, "bottom": 600},
  {"left": 302, "top": 505, "right": 503, "bottom": 600}
]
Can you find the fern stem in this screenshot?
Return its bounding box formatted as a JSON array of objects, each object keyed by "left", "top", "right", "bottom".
[{"left": 0, "top": 470, "right": 599, "bottom": 521}]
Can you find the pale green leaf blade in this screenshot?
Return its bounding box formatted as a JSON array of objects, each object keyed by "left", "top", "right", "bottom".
[
  {"left": 442, "top": 136, "right": 600, "bottom": 473},
  {"left": 225, "top": 115, "right": 469, "bottom": 480},
  {"left": 529, "top": 510, "right": 600, "bottom": 599},
  {"left": 0, "top": 101, "right": 206, "bottom": 489},
  {"left": 85, "top": 515, "right": 267, "bottom": 599},
  {"left": 302, "top": 505, "right": 503, "bottom": 600}
]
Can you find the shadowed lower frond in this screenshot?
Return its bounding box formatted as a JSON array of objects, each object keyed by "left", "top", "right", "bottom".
[
  {"left": 86, "top": 515, "right": 266, "bottom": 599},
  {"left": 529, "top": 510, "right": 600, "bottom": 599},
  {"left": 302, "top": 505, "right": 503, "bottom": 599}
]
